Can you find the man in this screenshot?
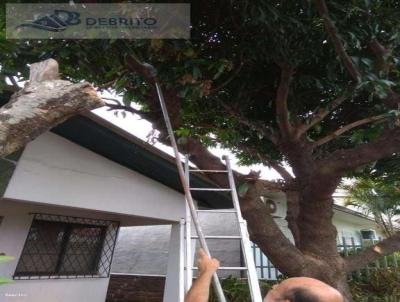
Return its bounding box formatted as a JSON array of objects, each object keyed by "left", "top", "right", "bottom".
[{"left": 185, "top": 249, "right": 344, "bottom": 302}]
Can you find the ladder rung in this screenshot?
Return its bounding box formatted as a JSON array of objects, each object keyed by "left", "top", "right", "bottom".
[
  {"left": 192, "top": 267, "right": 247, "bottom": 270},
  {"left": 189, "top": 169, "right": 228, "bottom": 173},
  {"left": 196, "top": 209, "right": 236, "bottom": 213},
  {"left": 190, "top": 188, "right": 231, "bottom": 191},
  {"left": 190, "top": 235, "right": 241, "bottom": 239}
]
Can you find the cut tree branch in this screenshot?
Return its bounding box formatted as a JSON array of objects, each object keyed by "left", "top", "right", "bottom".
[
  {"left": 345, "top": 231, "right": 400, "bottom": 272},
  {"left": 313, "top": 114, "right": 388, "bottom": 147},
  {"left": 275, "top": 65, "right": 294, "bottom": 139},
  {"left": 0, "top": 59, "right": 104, "bottom": 158},
  {"left": 314, "top": 0, "right": 361, "bottom": 82}
]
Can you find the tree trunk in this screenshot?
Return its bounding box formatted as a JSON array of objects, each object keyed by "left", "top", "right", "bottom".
[
  {"left": 243, "top": 177, "right": 355, "bottom": 301},
  {"left": 296, "top": 174, "right": 354, "bottom": 301}
]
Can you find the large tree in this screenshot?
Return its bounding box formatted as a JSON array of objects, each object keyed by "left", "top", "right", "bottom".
[{"left": 1, "top": 1, "right": 400, "bottom": 300}]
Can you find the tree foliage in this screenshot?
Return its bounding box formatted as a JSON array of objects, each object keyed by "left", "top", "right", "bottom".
[{"left": 1, "top": 1, "right": 399, "bottom": 166}]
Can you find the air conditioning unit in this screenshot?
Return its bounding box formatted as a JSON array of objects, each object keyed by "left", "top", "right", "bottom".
[{"left": 260, "top": 196, "right": 278, "bottom": 215}]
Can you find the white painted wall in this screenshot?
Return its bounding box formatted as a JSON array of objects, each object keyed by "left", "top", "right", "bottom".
[
  {"left": 0, "top": 211, "right": 109, "bottom": 302},
  {"left": 4, "top": 132, "right": 185, "bottom": 223}
]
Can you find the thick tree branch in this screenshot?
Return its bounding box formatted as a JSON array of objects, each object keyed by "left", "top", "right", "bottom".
[
  {"left": 313, "top": 114, "right": 388, "bottom": 147},
  {"left": 296, "top": 94, "right": 347, "bottom": 137},
  {"left": 0, "top": 59, "right": 104, "bottom": 157},
  {"left": 285, "top": 190, "right": 301, "bottom": 246},
  {"left": 275, "top": 65, "right": 294, "bottom": 139},
  {"left": 319, "top": 127, "right": 400, "bottom": 175},
  {"left": 240, "top": 181, "right": 307, "bottom": 277},
  {"left": 345, "top": 232, "right": 400, "bottom": 272},
  {"left": 314, "top": 0, "right": 361, "bottom": 82}
]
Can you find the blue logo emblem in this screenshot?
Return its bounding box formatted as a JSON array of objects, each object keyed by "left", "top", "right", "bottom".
[{"left": 17, "top": 10, "right": 81, "bottom": 32}]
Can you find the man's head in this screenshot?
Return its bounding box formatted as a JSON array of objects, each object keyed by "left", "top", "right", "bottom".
[{"left": 264, "top": 277, "right": 343, "bottom": 302}]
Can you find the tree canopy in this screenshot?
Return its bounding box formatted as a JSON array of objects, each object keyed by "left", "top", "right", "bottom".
[{"left": 1, "top": 1, "right": 400, "bottom": 170}]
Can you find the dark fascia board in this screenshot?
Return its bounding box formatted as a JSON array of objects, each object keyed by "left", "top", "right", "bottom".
[{"left": 50, "top": 113, "right": 232, "bottom": 209}]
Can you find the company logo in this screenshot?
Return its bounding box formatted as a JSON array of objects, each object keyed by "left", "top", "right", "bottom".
[
  {"left": 17, "top": 10, "right": 81, "bottom": 32},
  {"left": 16, "top": 9, "right": 158, "bottom": 32},
  {"left": 7, "top": 3, "right": 190, "bottom": 39}
]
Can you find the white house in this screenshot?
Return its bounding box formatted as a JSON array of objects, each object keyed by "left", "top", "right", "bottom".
[{"left": 0, "top": 112, "right": 230, "bottom": 302}]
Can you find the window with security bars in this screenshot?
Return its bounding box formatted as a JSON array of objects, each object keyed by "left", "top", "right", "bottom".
[{"left": 14, "top": 213, "right": 119, "bottom": 279}]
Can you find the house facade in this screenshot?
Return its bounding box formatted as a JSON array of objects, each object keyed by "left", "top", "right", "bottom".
[{"left": 0, "top": 113, "right": 229, "bottom": 302}]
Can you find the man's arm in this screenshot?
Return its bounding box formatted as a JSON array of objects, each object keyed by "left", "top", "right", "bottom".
[{"left": 185, "top": 249, "right": 220, "bottom": 302}]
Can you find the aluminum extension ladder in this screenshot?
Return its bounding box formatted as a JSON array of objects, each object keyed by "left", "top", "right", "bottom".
[
  {"left": 181, "top": 155, "right": 263, "bottom": 302},
  {"left": 152, "top": 67, "right": 262, "bottom": 302}
]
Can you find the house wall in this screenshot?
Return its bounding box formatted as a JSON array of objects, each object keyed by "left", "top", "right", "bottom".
[
  {"left": 4, "top": 132, "right": 185, "bottom": 224},
  {"left": 0, "top": 210, "right": 109, "bottom": 302}
]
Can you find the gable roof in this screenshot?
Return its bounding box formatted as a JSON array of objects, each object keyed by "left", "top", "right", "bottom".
[{"left": 51, "top": 112, "right": 232, "bottom": 209}]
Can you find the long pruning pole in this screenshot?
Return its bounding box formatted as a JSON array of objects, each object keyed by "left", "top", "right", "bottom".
[{"left": 137, "top": 61, "right": 226, "bottom": 302}]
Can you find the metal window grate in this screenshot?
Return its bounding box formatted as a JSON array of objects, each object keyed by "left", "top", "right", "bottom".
[{"left": 14, "top": 213, "right": 119, "bottom": 280}]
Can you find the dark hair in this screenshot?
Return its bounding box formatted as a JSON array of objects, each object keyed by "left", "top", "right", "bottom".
[{"left": 282, "top": 287, "right": 320, "bottom": 302}]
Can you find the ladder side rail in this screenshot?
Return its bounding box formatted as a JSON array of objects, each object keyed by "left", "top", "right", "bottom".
[
  {"left": 179, "top": 218, "right": 186, "bottom": 302},
  {"left": 154, "top": 81, "right": 226, "bottom": 302},
  {"left": 224, "top": 156, "right": 263, "bottom": 302},
  {"left": 239, "top": 220, "right": 263, "bottom": 302},
  {"left": 184, "top": 155, "right": 193, "bottom": 292}
]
